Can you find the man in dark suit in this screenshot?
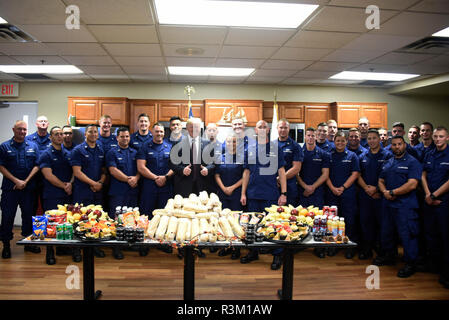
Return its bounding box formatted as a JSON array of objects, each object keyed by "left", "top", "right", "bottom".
[{"left": 169, "top": 117, "right": 216, "bottom": 198}]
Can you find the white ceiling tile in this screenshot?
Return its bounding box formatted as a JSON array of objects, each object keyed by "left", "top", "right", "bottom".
[
  {"left": 305, "top": 6, "right": 399, "bottom": 33},
  {"left": 169, "top": 75, "right": 209, "bottom": 82},
  {"left": 319, "top": 79, "right": 363, "bottom": 85},
  {"left": 45, "top": 43, "right": 108, "bottom": 56},
  {"left": 408, "top": 0, "right": 449, "bottom": 14},
  {"left": 129, "top": 74, "right": 168, "bottom": 82},
  {"left": 271, "top": 47, "right": 333, "bottom": 60},
  {"left": 0, "top": 56, "right": 23, "bottom": 64},
  {"left": 114, "top": 56, "right": 165, "bottom": 66},
  {"left": 207, "top": 76, "right": 245, "bottom": 84},
  {"left": 90, "top": 74, "right": 130, "bottom": 81},
  {"left": 253, "top": 69, "right": 298, "bottom": 77},
  {"left": 407, "top": 55, "right": 449, "bottom": 74},
  {"left": 78, "top": 66, "right": 124, "bottom": 75},
  {"left": 329, "top": 0, "right": 418, "bottom": 10},
  {"left": 306, "top": 61, "right": 357, "bottom": 71},
  {"left": 322, "top": 49, "right": 386, "bottom": 63},
  {"left": 165, "top": 57, "right": 215, "bottom": 67},
  {"left": 294, "top": 70, "right": 336, "bottom": 78},
  {"left": 281, "top": 77, "right": 321, "bottom": 85},
  {"left": 11, "top": 55, "right": 69, "bottom": 65},
  {"left": 224, "top": 28, "right": 295, "bottom": 46},
  {"left": 0, "top": 43, "right": 56, "bottom": 56},
  {"left": 0, "top": 72, "right": 22, "bottom": 80},
  {"left": 219, "top": 46, "right": 279, "bottom": 59},
  {"left": 340, "top": 34, "right": 421, "bottom": 52},
  {"left": 285, "top": 30, "right": 360, "bottom": 49},
  {"left": 159, "top": 26, "right": 227, "bottom": 45},
  {"left": 69, "top": 0, "right": 154, "bottom": 24},
  {"left": 245, "top": 76, "right": 285, "bottom": 84},
  {"left": 18, "top": 25, "right": 97, "bottom": 43},
  {"left": 370, "top": 12, "right": 449, "bottom": 37},
  {"left": 0, "top": 0, "right": 68, "bottom": 25},
  {"left": 47, "top": 74, "right": 94, "bottom": 81},
  {"left": 368, "top": 52, "right": 436, "bottom": 65},
  {"left": 214, "top": 58, "right": 265, "bottom": 68},
  {"left": 162, "top": 44, "right": 220, "bottom": 58},
  {"left": 349, "top": 63, "right": 413, "bottom": 73},
  {"left": 62, "top": 55, "right": 117, "bottom": 66},
  {"left": 122, "top": 66, "right": 167, "bottom": 75},
  {"left": 88, "top": 25, "right": 159, "bottom": 43},
  {"left": 260, "top": 59, "right": 313, "bottom": 70},
  {"left": 103, "top": 43, "right": 161, "bottom": 56}
]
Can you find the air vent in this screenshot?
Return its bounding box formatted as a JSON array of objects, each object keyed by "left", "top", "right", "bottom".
[
  {"left": 14, "top": 73, "right": 53, "bottom": 80},
  {"left": 0, "top": 24, "right": 37, "bottom": 42},
  {"left": 358, "top": 80, "right": 392, "bottom": 86},
  {"left": 399, "top": 36, "right": 449, "bottom": 55}
]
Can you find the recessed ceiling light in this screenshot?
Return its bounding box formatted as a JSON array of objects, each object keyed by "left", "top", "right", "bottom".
[
  {"left": 432, "top": 26, "right": 449, "bottom": 37},
  {"left": 0, "top": 17, "right": 7, "bottom": 24},
  {"left": 0, "top": 65, "right": 83, "bottom": 74},
  {"left": 330, "top": 71, "right": 419, "bottom": 82},
  {"left": 175, "top": 47, "right": 205, "bottom": 56},
  {"left": 155, "top": 0, "right": 318, "bottom": 28},
  {"left": 168, "top": 66, "right": 254, "bottom": 76}
]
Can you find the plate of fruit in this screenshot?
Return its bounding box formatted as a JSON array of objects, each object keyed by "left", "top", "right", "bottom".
[{"left": 256, "top": 220, "right": 310, "bottom": 243}]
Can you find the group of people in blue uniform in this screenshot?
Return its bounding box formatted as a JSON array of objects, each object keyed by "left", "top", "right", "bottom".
[{"left": 0, "top": 113, "right": 448, "bottom": 290}]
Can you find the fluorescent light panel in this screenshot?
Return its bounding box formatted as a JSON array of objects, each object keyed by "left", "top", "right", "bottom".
[
  {"left": 0, "top": 65, "right": 83, "bottom": 74},
  {"left": 0, "top": 16, "right": 7, "bottom": 24},
  {"left": 168, "top": 66, "right": 254, "bottom": 76},
  {"left": 155, "top": 0, "right": 318, "bottom": 28},
  {"left": 433, "top": 26, "right": 449, "bottom": 37},
  {"left": 330, "top": 71, "right": 420, "bottom": 82}
]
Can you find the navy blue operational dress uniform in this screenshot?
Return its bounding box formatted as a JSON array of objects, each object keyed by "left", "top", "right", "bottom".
[
  {"left": 97, "top": 134, "right": 117, "bottom": 156},
  {"left": 298, "top": 145, "right": 330, "bottom": 208},
  {"left": 316, "top": 139, "right": 334, "bottom": 153},
  {"left": 378, "top": 151, "right": 422, "bottom": 271},
  {"left": 0, "top": 138, "right": 40, "bottom": 242},
  {"left": 422, "top": 143, "right": 449, "bottom": 286},
  {"left": 245, "top": 141, "right": 286, "bottom": 212},
  {"left": 137, "top": 140, "right": 173, "bottom": 216},
  {"left": 106, "top": 146, "right": 139, "bottom": 217},
  {"left": 415, "top": 141, "right": 436, "bottom": 163},
  {"left": 130, "top": 131, "right": 153, "bottom": 150},
  {"left": 385, "top": 143, "right": 419, "bottom": 160},
  {"left": 26, "top": 131, "right": 51, "bottom": 152},
  {"left": 215, "top": 152, "right": 244, "bottom": 211},
  {"left": 326, "top": 149, "right": 361, "bottom": 245},
  {"left": 358, "top": 147, "right": 392, "bottom": 256},
  {"left": 348, "top": 144, "right": 367, "bottom": 157},
  {"left": 71, "top": 141, "right": 106, "bottom": 205},
  {"left": 360, "top": 137, "right": 369, "bottom": 149},
  {"left": 39, "top": 145, "right": 73, "bottom": 210},
  {"left": 278, "top": 137, "right": 303, "bottom": 206}
]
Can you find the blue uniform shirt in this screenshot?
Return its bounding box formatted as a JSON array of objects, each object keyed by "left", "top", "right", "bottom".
[
  {"left": 300, "top": 145, "right": 330, "bottom": 186},
  {"left": 0, "top": 138, "right": 40, "bottom": 191},
  {"left": 106, "top": 146, "right": 139, "bottom": 197},
  {"left": 316, "top": 139, "right": 334, "bottom": 154},
  {"left": 215, "top": 153, "right": 244, "bottom": 201},
  {"left": 360, "top": 137, "right": 368, "bottom": 149},
  {"left": 97, "top": 134, "right": 117, "bottom": 155},
  {"left": 136, "top": 140, "right": 172, "bottom": 192},
  {"left": 423, "top": 145, "right": 449, "bottom": 203},
  {"left": 71, "top": 142, "right": 105, "bottom": 198},
  {"left": 25, "top": 132, "right": 51, "bottom": 152},
  {"left": 278, "top": 137, "right": 303, "bottom": 188},
  {"left": 380, "top": 152, "right": 422, "bottom": 209},
  {"left": 130, "top": 131, "right": 153, "bottom": 150},
  {"left": 385, "top": 143, "right": 419, "bottom": 160},
  {"left": 329, "top": 149, "right": 360, "bottom": 191},
  {"left": 245, "top": 141, "right": 286, "bottom": 201},
  {"left": 348, "top": 144, "right": 368, "bottom": 157},
  {"left": 414, "top": 141, "right": 436, "bottom": 163},
  {"left": 359, "top": 148, "right": 392, "bottom": 187},
  {"left": 39, "top": 145, "right": 73, "bottom": 199}
]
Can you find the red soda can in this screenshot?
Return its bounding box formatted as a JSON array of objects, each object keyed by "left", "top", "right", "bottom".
[
  {"left": 330, "top": 206, "right": 338, "bottom": 216},
  {"left": 323, "top": 206, "right": 330, "bottom": 215}
]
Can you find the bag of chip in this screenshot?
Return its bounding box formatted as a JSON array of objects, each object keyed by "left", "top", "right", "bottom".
[
  {"left": 46, "top": 223, "right": 57, "bottom": 238},
  {"left": 32, "top": 215, "right": 48, "bottom": 238}
]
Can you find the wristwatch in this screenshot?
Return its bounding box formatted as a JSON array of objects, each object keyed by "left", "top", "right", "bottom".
[
  {"left": 281, "top": 192, "right": 287, "bottom": 196},
  {"left": 389, "top": 190, "right": 394, "bottom": 196}
]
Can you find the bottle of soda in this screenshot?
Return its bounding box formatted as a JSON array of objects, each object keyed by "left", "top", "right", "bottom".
[
  {"left": 338, "top": 217, "right": 345, "bottom": 236},
  {"left": 320, "top": 215, "right": 327, "bottom": 233},
  {"left": 313, "top": 215, "right": 320, "bottom": 233},
  {"left": 332, "top": 217, "right": 339, "bottom": 237}
]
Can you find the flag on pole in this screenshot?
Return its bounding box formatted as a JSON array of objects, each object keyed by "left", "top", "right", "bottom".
[
  {"left": 270, "top": 92, "right": 279, "bottom": 141},
  {"left": 188, "top": 101, "right": 194, "bottom": 118}
]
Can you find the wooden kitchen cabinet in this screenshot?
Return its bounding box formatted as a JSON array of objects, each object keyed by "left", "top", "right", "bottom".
[
  {"left": 68, "top": 97, "right": 129, "bottom": 126},
  {"left": 129, "top": 99, "right": 158, "bottom": 133},
  {"left": 98, "top": 98, "right": 129, "bottom": 125},
  {"left": 305, "top": 105, "right": 330, "bottom": 129},
  {"left": 157, "top": 100, "right": 203, "bottom": 122},
  {"left": 263, "top": 102, "right": 304, "bottom": 123},
  {"left": 330, "top": 102, "right": 388, "bottom": 128},
  {"left": 68, "top": 98, "right": 99, "bottom": 125},
  {"left": 205, "top": 99, "right": 263, "bottom": 127}
]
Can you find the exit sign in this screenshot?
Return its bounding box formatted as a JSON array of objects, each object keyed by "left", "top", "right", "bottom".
[{"left": 0, "top": 83, "right": 19, "bottom": 97}]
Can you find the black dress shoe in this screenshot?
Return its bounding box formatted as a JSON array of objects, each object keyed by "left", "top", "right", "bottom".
[
  {"left": 177, "top": 251, "right": 184, "bottom": 260},
  {"left": 240, "top": 251, "right": 259, "bottom": 264},
  {"left": 24, "top": 245, "right": 41, "bottom": 254},
  {"left": 46, "top": 247, "right": 56, "bottom": 265},
  {"left": 397, "top": 263, "right": 416, "bottom": 278},
  {"left": 358, "top": 250, "right": 373, "bottom": 260},
  {"left": 72, "top": 248, "right": 82, "bottom": 262},
  {"left": 197, "top": 248, "right": 206, "bottom": 258},
  {"left": 139, "top": 248, "right": 149, "bottom": 257},
  {"left": 2, "top": 245, "right": 11, "bottom": 259},
  {"left": 209, "top": 247, "right": 218, "bottom": 253},
  {"left": 271, "top": 255, "right": 282, "bottom": 270},
  {"left": 373, "top": 255, "right": 396, "bottom": 266},
  {"left": 218, "top": 248, "right": 232, "bottom": 257},
  {"left": 327, "top": 248, "right": 337, "bottom": 257},
  {"left": 94, "top": 247, "right": 106, "bottom": 258},
  {"left": 159, "top": 246, "right": 173, "bottom": 254},
  {"left": 231, "top": 248, "right": 241, "bottom": 260},
  {"left": 313, "top": 248, "right": 325, "bottom": 259},
  {"left": 113, "top": 247, "right": 124, "bottom": 260},
  {"left": 345, "top": 248, "right": 356, "bottom": 259}
]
